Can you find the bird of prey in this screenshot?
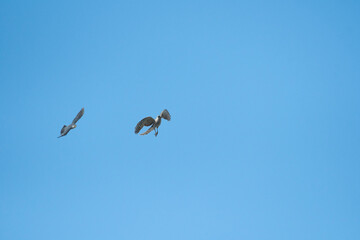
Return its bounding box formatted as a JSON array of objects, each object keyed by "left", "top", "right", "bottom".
[
  {"left": 135, "top": 109, "right": 171, "bottom": 137},
  {"left": 58, "top": 108, "right": 84, "bottom": 138}
]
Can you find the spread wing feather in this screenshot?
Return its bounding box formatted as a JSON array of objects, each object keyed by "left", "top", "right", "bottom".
[
  {"left": 60, "top": 125, "right": 67, "bottom": 134},
  {"left": 72, "top": 108, "right": 84, "bottom": 124},
  {"left": 160, "top": 109, "right": 171, "bottom": 121},
  {"left": 135, "top": 117, "right": 155, "bottom": 134},
  {"left": 140, "top": 126, "right": 154, "bottom": 135}
]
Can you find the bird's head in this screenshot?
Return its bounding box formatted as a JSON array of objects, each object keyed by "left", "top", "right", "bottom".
[{"left": 71, "top": 124, "right": 77, "bottom": 129}]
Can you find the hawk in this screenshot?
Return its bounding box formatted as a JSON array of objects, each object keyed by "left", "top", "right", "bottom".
[
  {"left": 58, "top": 108, "right": 84, "bottom": 138},
  {"left": 135, "top": 109, "right": 171, "bottom": 137}
]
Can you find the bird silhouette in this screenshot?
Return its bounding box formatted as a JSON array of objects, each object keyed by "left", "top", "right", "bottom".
[
  {"left": 58, "top": 108, "right": 84, "bottom": 138},
  {"left": 135, "top": 109, "right": 171, "bottom": 137}
]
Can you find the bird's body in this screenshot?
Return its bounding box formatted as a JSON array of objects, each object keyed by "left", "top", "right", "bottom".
[
  {"left": 135, "top": 109, "right": 171, "bottom": 137},
  {"left": 154, "top": 116, "right": 161, "bottom": 128},
  {"left": 58, "top": 124, "right": 76, "bottom": 137},
  {"left": 58, "top": 108, "right": 84, "bottom": 138}
]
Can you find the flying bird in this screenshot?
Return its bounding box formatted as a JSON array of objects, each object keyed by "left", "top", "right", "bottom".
[
  {"left": 58, "top": 108, "right": 84, "bottom": 138},
  {"left": 135, "top": 109, "right": 171, "bottom": 137}
]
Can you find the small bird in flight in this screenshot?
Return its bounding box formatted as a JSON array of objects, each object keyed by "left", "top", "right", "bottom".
[
  {"left": 58, "top": 108, "right": 84, "bottom": 138},
  {"left": 135, "top": 109, "right": 171, "bottom": 137}
]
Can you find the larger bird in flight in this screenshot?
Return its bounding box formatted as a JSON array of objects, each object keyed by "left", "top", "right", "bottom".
[
  {"left": 58, "top": 108, "right": 84, "bottom": 138},
  {"left": 135, "top": 109, "right": 171, "bottom": 137}
]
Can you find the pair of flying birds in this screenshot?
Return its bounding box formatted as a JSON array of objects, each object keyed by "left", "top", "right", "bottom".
[{"left": 58, "top": 108, "right": 171, "bottom": 138}]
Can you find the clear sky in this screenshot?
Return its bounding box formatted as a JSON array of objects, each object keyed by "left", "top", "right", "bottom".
[{"left": 1, "top": 1, "right": 359, "bottom": 239}]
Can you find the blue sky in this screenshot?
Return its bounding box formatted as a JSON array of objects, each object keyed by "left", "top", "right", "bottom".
[{"left": 1, "top": 1, "right": 359, "bottom": 239}]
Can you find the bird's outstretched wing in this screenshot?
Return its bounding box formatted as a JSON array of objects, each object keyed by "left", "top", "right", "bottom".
[
  {"left": 60, "top": 125, "right": 67, "bottom": 134},
  {"left": 160, "top": 109, "right": 171, "bottom": 121},
  {"left": 140, "top": 126, "right": 154, "bottom": 135},
  {"left": 135, "top": 117, "right": 155, "bottom": 134},
  {"left": 72, "top": 108, "right": 84, "bottom": 124}
]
